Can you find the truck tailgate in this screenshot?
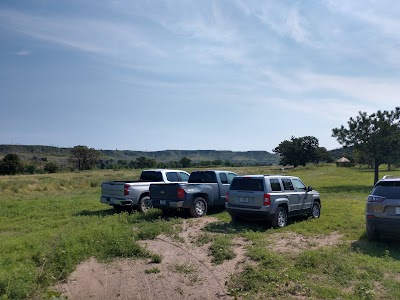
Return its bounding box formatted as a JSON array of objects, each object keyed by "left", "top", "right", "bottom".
[
  {"left": 101, "top": 181, "right": 126, "bottom": 198},
  {"left": 150, "top": 183, "right": 180, "bottom": 200}
]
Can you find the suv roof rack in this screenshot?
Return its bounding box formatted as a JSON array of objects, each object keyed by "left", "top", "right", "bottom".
[{"left": 382, "top": 175, "right": 400, "bottom": 180}]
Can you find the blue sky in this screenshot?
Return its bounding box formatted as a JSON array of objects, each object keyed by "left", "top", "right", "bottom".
[{"left": 1, "top": 0, "right": 400, "bottom": 152}]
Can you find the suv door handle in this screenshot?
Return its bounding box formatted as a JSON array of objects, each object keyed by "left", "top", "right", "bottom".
[{"left": 287, "top": 195, "right": 291, "bottom": 198}]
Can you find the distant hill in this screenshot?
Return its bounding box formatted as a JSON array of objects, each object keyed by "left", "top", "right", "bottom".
[{"left": 0, "top": 145, "right": 280, "bottom": 165}]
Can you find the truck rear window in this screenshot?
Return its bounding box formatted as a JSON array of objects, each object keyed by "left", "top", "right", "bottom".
[
  {"left": 230, "top": 177, "right": 264, "bottom": 191},
  {"left": 189, "top": 171, "right": 217, "bottom": 183},
  {"left": 140, "top": 171, "right": 163, "bottom": 182}
]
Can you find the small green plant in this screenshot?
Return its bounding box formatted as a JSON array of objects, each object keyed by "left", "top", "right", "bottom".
[
  {"left": 209, "top": 235, "right": 235, "bottom": 264},
  {"left": 145, "top": 267, "right": 160, "bottom": 274},
  {"left": 172, "top": 263, "right": 196, "bottom": 274},
  {"left": 149, "top": 253, "right": 162, "bottom": 264}
]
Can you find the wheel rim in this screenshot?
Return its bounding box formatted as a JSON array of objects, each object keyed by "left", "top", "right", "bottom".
[
  {"left": 312, "top": 204, "right": 320, "bottom": 218},
  {"left": 195, "top": 201, "right": 205, "bottom": 216},
  {"left": 141, "top": 198, "right": 150, "bottom": 212},
  {"left": 278, "top": 210, "right": 286, "bottom": 227}
]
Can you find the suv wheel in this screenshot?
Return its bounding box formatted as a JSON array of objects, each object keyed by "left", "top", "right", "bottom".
[
  {"left": 189, "top": 197, "right": 207, "bottom": 217},
  {"left": 272, "top": 207, "right": 287, "bottom": 228},
  {"left": 310, "top": 202, "right": 321, "bottom": 218}
]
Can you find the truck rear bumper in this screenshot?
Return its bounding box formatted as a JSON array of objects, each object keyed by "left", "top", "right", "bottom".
[
  {"left": 152, "top": 199, "right": 185, "bottom": 209},
  {"left": 100, "top": 197, "right": 138, "bottom": 207}
]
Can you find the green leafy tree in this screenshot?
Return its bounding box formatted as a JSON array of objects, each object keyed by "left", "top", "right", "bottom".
[
  {"left": 179, "top": 157, "right": 192, "bottom": 168},
  {"left": 332, "top": 107, "right": 400, "bottom": 184},
  {"left": 69, "top": 145, "right": 100, "bottom": 170},
  {"left": 0, "top": 153, "right": 24, "bottom": 175},
  {"left": 273, "top": 136, "right": 320, "bottom": 167},
  {"left": 133, "top": 156, "right": 157, "bottom": 169},
  {"left": 44, "top": 162, "right": 59, "bottom": 173}
]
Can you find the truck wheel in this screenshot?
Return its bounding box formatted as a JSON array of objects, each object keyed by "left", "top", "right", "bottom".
[
  {"left": 189, "top": 197, "right": 207, "bottom": 218},
  {"left": 138, "top": 196, "right": 151, "bottom": 213},
  {"left": 310, "top": 202, "right": 321, "bottom": 218},
  {"left": 272, "top": 207, "right": 287, "bottom": 228}
]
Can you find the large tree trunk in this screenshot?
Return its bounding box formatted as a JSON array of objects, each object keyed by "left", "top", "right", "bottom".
[{"left": 374, "top": 162, "right": 380, "bottom": 185}]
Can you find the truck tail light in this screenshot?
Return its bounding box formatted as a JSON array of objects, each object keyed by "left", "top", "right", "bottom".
[
  {"left": 264, "top": 193, "right": 271, "bottom": 206},
  {"left": 226, "top": 192, "right": 229, "bottom": 202},
  {"left": 124, "top": 184, "right": 130, "bottom": 196},
  {"left": 177, "top": 188, "right": 185, "bottom": 199}
]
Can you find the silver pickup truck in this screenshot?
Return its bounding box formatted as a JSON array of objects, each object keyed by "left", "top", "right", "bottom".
[{"left": 100, "top": 169, "right": 190, "bottom": 212}]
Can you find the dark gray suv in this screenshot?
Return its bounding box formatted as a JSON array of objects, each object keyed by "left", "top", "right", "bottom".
[
  {"left": 225, "top": 175, "right": 321, "bottom": 228},
  {"left": 366, "top": 175, "right": 400, "bottom": 240}
]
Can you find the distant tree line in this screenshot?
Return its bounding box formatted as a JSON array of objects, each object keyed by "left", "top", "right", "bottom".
[
  {"left": 3, "top": 106, "right": 400, "bottom": 184},
  {"left": 0, "top": 153, "right": 60, "bottom": 175}
]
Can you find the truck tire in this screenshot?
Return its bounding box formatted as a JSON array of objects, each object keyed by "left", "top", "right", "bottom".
[
  {"left": 272, "top": 207, "right": 287, "bottom": 228},
  {"left": 310, "top": 202, "right": 321, "bottom": 218},
  {"left": 189, "top": 197, "right": 207, "bottom": 218},
  {"left": 138, "top": 196, "right": 151, "bottom": 213}
]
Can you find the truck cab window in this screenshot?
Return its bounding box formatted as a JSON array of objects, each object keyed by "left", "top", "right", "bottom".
[
  {"left": 219, "top": 173, "right": 228, "bottom": 184},
  {"left": 166, "top": 172, "right": 179, "bottom": 182},
  {"left": 179, "top": 172, "right": 190, "bottom": 182}
]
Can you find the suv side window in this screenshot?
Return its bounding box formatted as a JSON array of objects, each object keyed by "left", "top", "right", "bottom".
[
  {"left": 282, "top": 179, "right": 294, "bottom": 191},
  {"left": 270, "top": 179, "right": 282, "bottom": 191},
  {"left": 292, "top": 179, "right": 306, "bottom": 191},
  {"left": 166, "top": 172, "right": 179, "bottom": 182},
  {"left": 179, "top": 172, "right": 190, "bottom": 182},
  {"left": 219, "top": 173, "right": 229, "bottom": 184},
  {"left": 227, "top": 172, "right": 236, "bottom": 184}
]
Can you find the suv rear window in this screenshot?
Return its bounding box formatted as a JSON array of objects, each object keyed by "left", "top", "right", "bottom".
[
  {"left": 140, "top": 171, "right": 163, "bottom": 182},
  {"left": 372, "top": 181, "right": 400, "bottom": 199},
  {"left": 230, "top": 177, "right": 264, "bottom": 191},
  {"left": 189, "top": 171, "right": 218, "bottom": 183}
]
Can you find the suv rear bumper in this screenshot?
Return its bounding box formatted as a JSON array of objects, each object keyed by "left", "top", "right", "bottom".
[
  {"left": 366, "top": 216, "right": 400, "bottom": 237},
  {"left": 226, "top": 207, "right": 273, "bottom": 221}
]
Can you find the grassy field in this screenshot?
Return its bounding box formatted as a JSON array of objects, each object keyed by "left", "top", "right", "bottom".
[{"left": 0, "top": 165, "right": 399, "bottom": 299}]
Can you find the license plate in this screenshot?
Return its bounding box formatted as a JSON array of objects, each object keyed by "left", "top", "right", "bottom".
[
  {"left": 396, "top": 207, "right": 400, "bottom": 214},
  {"left": 160, "top": 200, "right": 166, "bottom": 205},
  {"left": 240, "top": 197, "right": 249, "bottom": 203}
]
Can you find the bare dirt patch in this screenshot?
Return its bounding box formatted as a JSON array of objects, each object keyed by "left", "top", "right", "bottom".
[
  {"left": 266, "top": 232, "right": 343, "bottom": 254},
  {"left": 54, "top": 217, "right": 249, "bottom": 300}
]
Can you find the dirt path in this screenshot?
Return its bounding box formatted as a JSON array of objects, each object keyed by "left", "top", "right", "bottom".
[{"left": 54, "top": 217, "right": 248, "bottom": 300}]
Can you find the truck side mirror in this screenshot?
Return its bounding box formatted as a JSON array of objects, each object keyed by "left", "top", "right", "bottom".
[{"left": 307, "top": 186, "right": 313, "bottom": 192}]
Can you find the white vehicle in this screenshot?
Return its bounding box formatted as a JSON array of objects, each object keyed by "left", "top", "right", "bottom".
[{"left": 100, "top": 169, "right": 190, "bottom": 212}]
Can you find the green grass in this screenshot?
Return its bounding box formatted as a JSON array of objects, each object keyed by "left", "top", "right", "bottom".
[{"left": 1, "top": 165, "right": 400, "bottom": 299}]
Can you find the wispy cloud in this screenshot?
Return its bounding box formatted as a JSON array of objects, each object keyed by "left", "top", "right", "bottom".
[
  {"left": 15, "top": 50, "right": 31, "bottom": 56},
  {"left": 0, "top": 8, "right": 166, "bottom": 58},
  {"left": 261, "top": 68, "right": 400, "bottom": 109}
]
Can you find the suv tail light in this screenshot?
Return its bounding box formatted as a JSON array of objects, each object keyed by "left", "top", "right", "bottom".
[
  {"left": 226, "top": 192, "right": 229, "bottom": 202},
  {"left": 124, "top": 184, "right": 130, "bottom": 196},
  {"left": 264, "top": 193, "right": 271, "bottom": 206},
  {"left": 177, "top": 188, "right": 185, "bottom": 199},
  {"left": 367, "top": 195, "right": 385, "bottom": 202}
]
